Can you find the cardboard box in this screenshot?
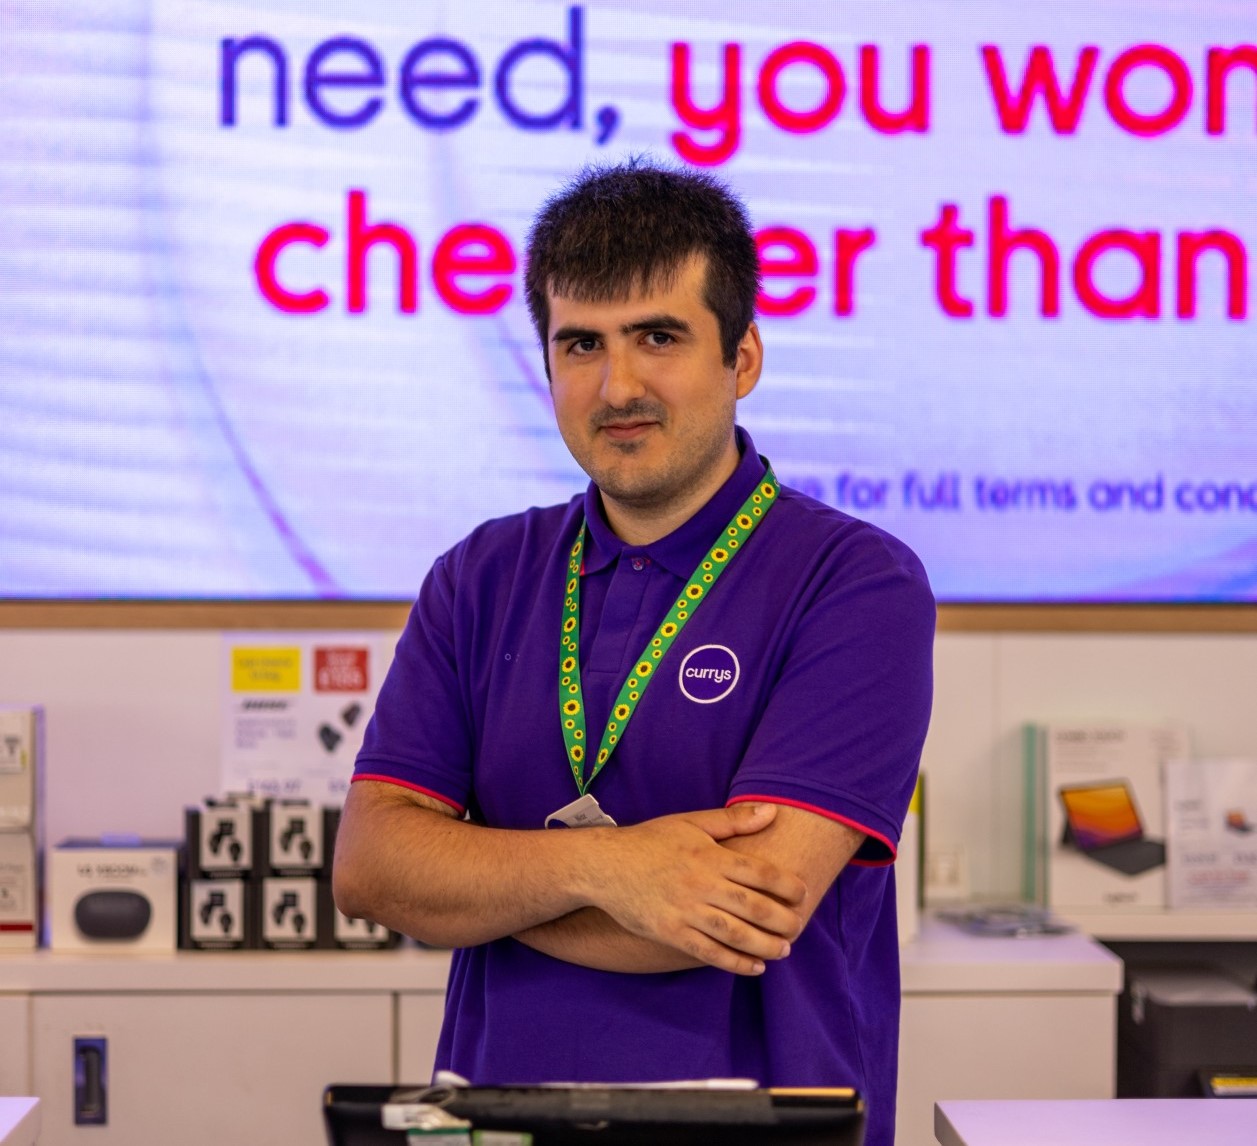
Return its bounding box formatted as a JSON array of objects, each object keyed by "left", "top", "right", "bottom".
[
  {"left": 0, "top": 705, "right": 43, "bottom": 832},
  {"left": 259, "top": 876, "right": 319, "bottom": 949},
  {"left": 0, "top": 830, "right": 37, "bottom": 949},
  {"left": 897, "top": 774, "right": 923, "bottom": 944},
  {"left": 260, "top": 802, "right": 338, "bottom": 875},
  {"left": 186, "top": 802, "right": 264, "bottom": 879},
  {"left": 49, "top": 839, "right": 180, "bottom": 952},
  {"left": 1040, "top": 722, "right": 1188, "bottom": 912},
  {"left": 182, "top": 878, "right": 255, "bottom": 949},
  {"left": 1166, "top": 757, "right": 1257, "bottom": 909},
  {"left": 317, "top": 880, "right": 400, "bottom": 950}
]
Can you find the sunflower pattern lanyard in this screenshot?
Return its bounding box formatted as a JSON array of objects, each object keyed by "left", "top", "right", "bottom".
[{"left": 557, "top": 468, "right": 780, "bottom": 805}]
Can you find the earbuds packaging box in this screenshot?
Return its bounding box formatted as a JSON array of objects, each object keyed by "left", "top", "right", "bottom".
[
  {"left": 259, "top": 876, "right": 320, "bottom": 949},
  {"left": 0, "top": 705, "right": 43, "bottom": 831},
  {"left": 49, "top": 839, "right": 181, "bottom": 953},
  {"left": 317, "top": 879, "right": 400, "bottom": 950},
  {"left": 183, "top": 878, "right": 255, "bottom": 949},
  {"left": 186, "top": 801, "right": 265, "bottom": 879},
  {"left": 259, "top": 801, "right": 339, "bottom": 875},
  {"left": 0, "top": 831, "right": 38, "bottom": 949}
]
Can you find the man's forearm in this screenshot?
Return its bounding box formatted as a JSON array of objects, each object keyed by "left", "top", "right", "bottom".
[
  {"left": 333, "top": 782, "right": 604, "bottom": 948},
  {"left": 513, "top": 908, "right": 703, "bottom": 973}
]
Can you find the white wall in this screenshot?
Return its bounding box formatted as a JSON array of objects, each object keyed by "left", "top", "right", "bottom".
[{"left": 1, "top": 628, "right": 1255, "bottom": 899}]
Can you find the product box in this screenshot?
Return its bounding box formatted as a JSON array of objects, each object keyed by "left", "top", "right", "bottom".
[
  {"left": 49, "top": 839, "right": 181, "bottom": 953},
  {"left": 317, "top": 880, "right": 400, "bottom": 950},
  {"left": 0, "top": 830, "right": 37, "bottom": 949},
  {"left": 259, "top": 876, "right": 320, "bottom": 949},
  {"left": 182, "top": 878, "right": 255, "bottom": 949},
  {"left": 897, "top": 774, "right": 923, "bottom": 945},
  {"left": 1033, "top": 722, "right": 1188, "bottom": 912},
  {"left": 0, "top": 705, "right": 43, "bottom": 831},
  {"left": 186, "top": 800, "right": 265, "bottom": 879},
  {"left": 259, "top": 801, "right": 339, "bottom": 875},
  {"left": 1165, "top": 758, "right": 1257, "bottom": 909}
]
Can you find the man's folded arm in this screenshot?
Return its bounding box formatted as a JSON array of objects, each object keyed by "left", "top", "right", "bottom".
[
  {"left": 332, "top": 778, "right": 808, "bottom": 975},
  {"left": 513, "top": 803, "right": 865, "bottom": 972}
]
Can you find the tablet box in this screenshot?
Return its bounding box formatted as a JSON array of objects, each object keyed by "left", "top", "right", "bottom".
[
  {"left": 0, "top": 705, "right": 43, "bottom": 831},
  {"left": 1041, "top": 722, "right": 1187, "bottom": 911},
  {"left": 260, "top": 802, "right": 338, "bottom": 875},
  {"left": 182, "top": 878, "right": 255, "bottom": 949},
  {"left": 259, "top": 876, "right": 320, "bottom": 949},
  {"left": 186, "top": 802, "right": 265, "bottom": 879},
  {"left": 317, "top": 880, "right": 400, "bottom": 950},
  {"left": 49, "top": 839, "right": 180, "bottom": 953},
  {"left": 0, "top": 830, "right": 37, "bottom": 949}
]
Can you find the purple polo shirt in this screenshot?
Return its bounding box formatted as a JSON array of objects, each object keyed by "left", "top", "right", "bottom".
[{"left": 353, "top": 428, "right": 934, "bottom": 1146}]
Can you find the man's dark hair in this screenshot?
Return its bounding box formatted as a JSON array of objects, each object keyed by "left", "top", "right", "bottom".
[{"left": 524, "top": 159, "right": 760, "bottom": 372}]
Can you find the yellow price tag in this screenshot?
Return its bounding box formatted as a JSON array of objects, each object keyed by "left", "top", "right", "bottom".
[{"left": 231, "top": 647, "right": 301, "bottom": 692}]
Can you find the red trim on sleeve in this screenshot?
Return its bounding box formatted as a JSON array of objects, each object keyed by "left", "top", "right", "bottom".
[
  {"left": 727, "top": 794, "right": 897, "bottom": 866},
  {"left": 352, "top": 773, "right": 465, "bottom": 814}
]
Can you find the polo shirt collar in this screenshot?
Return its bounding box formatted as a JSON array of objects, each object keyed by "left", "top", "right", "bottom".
[{"left": 580, "top": 426, "right": 768, "bottom": 578}]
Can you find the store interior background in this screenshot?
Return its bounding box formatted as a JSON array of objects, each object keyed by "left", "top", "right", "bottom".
[{"left": 1, "top": 617, "right": 1252, "bottom": 905}]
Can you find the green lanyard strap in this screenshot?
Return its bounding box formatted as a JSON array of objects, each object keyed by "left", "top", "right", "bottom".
[{"left": 559, "top": 467, "right": 780, "bottom": 796}]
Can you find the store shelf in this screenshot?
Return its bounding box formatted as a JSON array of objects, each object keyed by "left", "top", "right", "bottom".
[
  {"left": 901, "top": 917, "right": 1122, "bottom": 993},
  {"left": 0, "top": 945, "right": 451, "bottom": 993},
  {"left": 1054, "top": 909, "right": 1257, "bottom": 942}
]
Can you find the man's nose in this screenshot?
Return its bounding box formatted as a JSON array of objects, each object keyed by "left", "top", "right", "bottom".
[{"left": 599, "top": 344, "right": 646, "bottom": 408}]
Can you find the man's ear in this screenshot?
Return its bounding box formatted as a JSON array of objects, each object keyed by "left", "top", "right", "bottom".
[{"left": 734, "top": 321, "right": 763, "bottom": 399}]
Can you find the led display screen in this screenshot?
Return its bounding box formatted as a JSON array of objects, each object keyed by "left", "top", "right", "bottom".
[{"left": 2, "top": 1, "right": 1255, "bottom": 599}]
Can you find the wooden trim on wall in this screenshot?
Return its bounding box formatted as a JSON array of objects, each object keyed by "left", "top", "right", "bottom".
[
  {"left": 937, "top": 604, "right": 1257, "bottom": 633},
  {"left": 0, "top": 601, "right": 1253, "bottom": 633},
  {"left": 0, "top": 601, "right": 414, "bottom": 631}
]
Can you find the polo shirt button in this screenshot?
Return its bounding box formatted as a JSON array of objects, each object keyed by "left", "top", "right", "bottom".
[{"left": 632, "top": 558, "right": 645, "bottom": 571}]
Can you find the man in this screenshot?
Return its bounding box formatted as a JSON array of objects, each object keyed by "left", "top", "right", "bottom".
[{"left": 333, "top": 160, "right": 934, "bottom": 1146}]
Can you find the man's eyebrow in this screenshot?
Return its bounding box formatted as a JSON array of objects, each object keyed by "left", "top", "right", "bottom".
[
  {"left": 550, "top": 324, "right": 601, "bottom": 344},
  {"left": 621, "top": 313, "right": 691, "bottom": 336}
]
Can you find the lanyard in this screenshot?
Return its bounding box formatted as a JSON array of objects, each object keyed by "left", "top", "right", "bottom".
[{"left": 559, "top": 467, "right": 780, "bottom": 796}]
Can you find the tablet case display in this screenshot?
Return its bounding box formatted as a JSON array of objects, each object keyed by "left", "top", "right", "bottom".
[{"left": 1041, "top": 723, "right": 1188, "bottom": 912}]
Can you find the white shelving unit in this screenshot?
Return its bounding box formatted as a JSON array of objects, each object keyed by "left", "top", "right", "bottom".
[
  {"left": 0, "top": 923, "right": 1123, "bottom": 1146},
  {"left": 1054, "top": 909, "right": 1257, "bottom": 942}
]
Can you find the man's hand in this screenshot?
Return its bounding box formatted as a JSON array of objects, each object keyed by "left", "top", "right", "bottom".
[{"left": 582, "top": 802, "right": 806, "bottom": 975}]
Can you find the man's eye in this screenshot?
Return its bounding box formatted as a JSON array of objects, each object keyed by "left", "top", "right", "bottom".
[
  {"left": 645, "top": 331, "right": 674, "bottom": 346},
  {"left": 570, "top": 337, "right": 598, "bottom": 354}
]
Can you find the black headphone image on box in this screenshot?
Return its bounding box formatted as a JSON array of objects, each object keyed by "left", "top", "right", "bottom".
[
  {"left": 318, "top": 702, "right": 364, "bottom": 754},
  {"left": 74, "top": 890, "right": 152, "bottom": 941}
]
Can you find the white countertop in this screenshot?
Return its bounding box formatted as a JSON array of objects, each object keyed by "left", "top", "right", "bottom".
[
  {"left": 0, "top": 918, "right": 1121, "bottom": 995},
  {"left": 0, "top": 1099, "right": 38, "bottom": 1146},
  {"left": 936, "top": 1099, "right": 1257, "bottom": 1146},
  {"left": 899, "top": 917, "right": 1123, "bottom": 994},
  {"left": 0, "top": 946, "right": 452, "bottom": 992}
]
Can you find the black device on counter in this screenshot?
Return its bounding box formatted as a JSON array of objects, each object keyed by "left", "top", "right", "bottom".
[{"left": 323, "top": 1083, "right": 865, "bottom": 1146}]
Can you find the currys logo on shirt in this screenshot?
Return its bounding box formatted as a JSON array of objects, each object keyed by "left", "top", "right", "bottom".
[{"left": 678, "top": 644, "right": 740, "bottom": 704}]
